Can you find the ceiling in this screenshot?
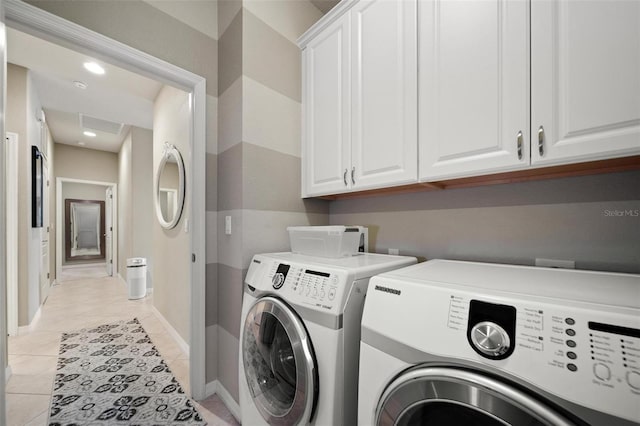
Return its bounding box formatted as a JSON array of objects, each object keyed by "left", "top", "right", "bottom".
[
  {"left": 310, "top": 0, "right": 340, "bottom": 14},
  {"left": 7, "top": 28, "right": 163, "bottom": 152}
]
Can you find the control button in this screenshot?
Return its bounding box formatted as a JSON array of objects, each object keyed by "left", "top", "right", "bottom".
[
  {"left": 566, "top": 340, "right": 576, "bottom": 348},
  {"left": 567, "top": 363, "right": 578, "bottom": 372},
  {"left": 565, "top": 318, "right": 575, "bottom": 326},
  {"left": 627, "top": 370, "right": 640, "bottom": 391},
  {"left": 566, "top": 329, "right": 576, "bottom": 336},
  {"left": 305, "top": 287, "right": 311, "bottom": 296},
  {"left": 594, "top": 363, "right": 611, "bottom": 381},
  {"left": 567, "top": 351, "right": 577, "bottom": 360},
  {"left": 320, "top": 290, "right": 326, "bottom": 299},
  {"left": 312, "top": 289, "right": 318, "bottom": 297},
  {"left": 328, "top": 288, "right": 336, "bottom": 300}
]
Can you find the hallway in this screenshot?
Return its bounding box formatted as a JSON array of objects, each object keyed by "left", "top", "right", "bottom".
[{"left": 5, "top": 275, "right": 238, "bottom": 426}]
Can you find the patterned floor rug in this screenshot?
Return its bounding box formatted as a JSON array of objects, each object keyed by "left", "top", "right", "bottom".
[{"left": 49, "top": 318, "right": 206, "bottom": 425}]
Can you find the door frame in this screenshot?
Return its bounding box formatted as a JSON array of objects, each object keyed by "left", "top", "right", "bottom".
[
  {"left": 56, "top": 178, "right": 117, "bottom": 280},
  {"left": 5, "top": 132, "right": 18, "bottom": 337},
  {"left": 4, "top": 0, "right": 207, "bottom": 401}
]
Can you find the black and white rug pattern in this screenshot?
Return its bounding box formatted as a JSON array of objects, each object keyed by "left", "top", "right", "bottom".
[{"left": 49, "top": 318, "right": 206, "bottom": 425}]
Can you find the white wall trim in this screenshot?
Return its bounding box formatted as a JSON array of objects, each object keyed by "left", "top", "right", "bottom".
[
  {"left": 17, "top": 303, "right": 43, "bottom": 335},
  {"left": 5, "top": 366, "right": 11, "bottom": 384},
  {"left": 205, "top": 380, "right": 241, "bottom": 423},
  {"left": 151, "top": 305, "right": 189, "bottom": 357},
  {"left": 4, "top": 0, "right": 207, "bottom": 401},
  {"left": 6, "top": 132, "right": 19, "bottom": 337}
]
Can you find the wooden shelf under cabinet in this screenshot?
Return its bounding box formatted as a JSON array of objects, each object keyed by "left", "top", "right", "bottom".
[{"left": 316, "top": 156, "right": 640, "bottom": 201}]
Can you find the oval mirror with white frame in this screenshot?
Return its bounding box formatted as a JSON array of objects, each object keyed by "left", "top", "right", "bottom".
[{"left": 156, "top": 142, "right": 185, "bottom": 229}]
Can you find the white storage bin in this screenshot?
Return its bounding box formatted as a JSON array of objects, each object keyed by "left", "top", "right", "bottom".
[{"left": 287, "top": 226, "right": 366, "bottom": 258}]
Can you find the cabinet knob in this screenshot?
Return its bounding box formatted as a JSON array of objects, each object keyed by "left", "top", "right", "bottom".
[
  {"left": 343, "top": 169, "right": 348, "bottom": 186},
  {"left": 516, "top": 130, "right": 523, "bottom": 160},
  {"left": 351, "top": 167, "right": 356, "bottom": 185},
  {"left": 538, "top": 126, "right": 545, "bottom": 157}
]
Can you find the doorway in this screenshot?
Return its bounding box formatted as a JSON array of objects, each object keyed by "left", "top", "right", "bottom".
[
  {"left": 2, "top": 0, "right": 207, "bottom": 407},
  {"left": 57, "top": 178, "right": 116, "bottom": 282}
]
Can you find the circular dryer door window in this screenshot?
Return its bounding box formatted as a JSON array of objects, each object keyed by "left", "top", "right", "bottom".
[
  {"left": 243, "top": 297, "right": 318, "bottom": 425},
  {"left": 376, "top": 367, "right": 579, "bottom": 426}
]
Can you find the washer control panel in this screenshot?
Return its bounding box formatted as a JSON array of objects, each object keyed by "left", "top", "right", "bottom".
[{"left": 246, "top": 257, "right": 349, "bottom": 315}]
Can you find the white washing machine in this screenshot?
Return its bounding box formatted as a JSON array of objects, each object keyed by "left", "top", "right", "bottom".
[
  {"left": 358, "top": 259, "right": 640, "bottom": 426},
  {"left": 239, "top": 252, "right": 416, "bottom": 425}
]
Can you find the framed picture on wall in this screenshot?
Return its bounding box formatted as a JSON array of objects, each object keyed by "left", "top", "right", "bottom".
[{"left": 32, "top": 145, "right": 43, "bottom": 228}]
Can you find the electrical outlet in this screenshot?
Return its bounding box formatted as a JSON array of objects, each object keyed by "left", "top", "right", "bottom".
[
  {"left": 388, "top": 248, "right": 399, "bottom": 255},
  {"left": 535, "top": 258, "right": 575, "bottom": 269}
]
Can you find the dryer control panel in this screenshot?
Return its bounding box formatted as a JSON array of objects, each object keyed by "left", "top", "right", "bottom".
[{"left": 364, "top": 273, "right": 640, "bottom": 424}]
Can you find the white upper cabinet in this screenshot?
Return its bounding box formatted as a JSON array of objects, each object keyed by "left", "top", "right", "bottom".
[
  {"left": 302, "top": 14, "right": 351, "bottom": 197},
  {"left": 419, "top": 0, "right": 530, "bottom": 181},
  {"left": 300, "top": 0, "right": 417, "bottom": 197},
  {"left": 531, "top": 0, "right": 640, "bottom": 166},
  {"left": 350, "top": 0, "right": 417, "bottom": 190}
]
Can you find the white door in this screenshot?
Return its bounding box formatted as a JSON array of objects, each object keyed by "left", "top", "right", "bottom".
[
  {"left": 39, "top": 159, "right": 50, "bottom": 303},
  {"left": 105, "top": 186, "right": 113, "bottom": 276},
  {"left": 419, "top": 0, "right": 530, "bottom": 181},
  {"left": 6, "top": 133, "right": 18, "bottom": 336},
  {"left": 351, "top": 0, "right": 417, "bottom": 191},
  {"left": 531, "top": 0, "right": 640, "bottom": 166},
  {"left": 302, "top": 12, "right": 351, "bottom": 197}
]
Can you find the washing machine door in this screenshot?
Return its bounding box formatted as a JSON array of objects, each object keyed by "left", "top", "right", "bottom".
[
  {"left": 376, "top": 367, "right": 579, "bottom": 426},
  {"left": 242, "top": 296, "right": 318, "bottom": 425}
]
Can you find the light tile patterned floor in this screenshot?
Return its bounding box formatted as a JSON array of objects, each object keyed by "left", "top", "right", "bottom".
[{"left": 6, "top": 272, "right": 239, "bottom": 426}]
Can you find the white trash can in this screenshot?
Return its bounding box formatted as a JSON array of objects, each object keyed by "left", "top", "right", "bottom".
[{"left": 126, "top": 257, "right": 147, "bottom": 300}]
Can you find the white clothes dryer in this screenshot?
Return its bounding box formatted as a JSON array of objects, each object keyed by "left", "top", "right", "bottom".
[
  {"left": 358, "top": 259, "right": 640, "bottom": 426},
  {"left": 239, "top": 252, "right": 416, "bottom": 425}
]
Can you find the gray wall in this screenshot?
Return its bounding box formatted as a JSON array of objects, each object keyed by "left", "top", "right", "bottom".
[
  {"left": 153, "top": 85, "right": 191, "bottom": 344},
  {"left": 118, "top": 127, "right": 153, "bottom": 282},
  {"left": 215, "top": 0, "right": 329, "bottom": 401},
  {"left": 330, "top": 171, "right": 640, "bottom": 273},
  {"left": 6, "top": 64, "right": 52, "bottom": 326}
]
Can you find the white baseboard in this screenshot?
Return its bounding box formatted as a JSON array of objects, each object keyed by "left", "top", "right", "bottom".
[
  {"left": 150, "top": 306, "right": 189, "bottom": 357},
  {"left": 117, "top": 273, "right": 126, "bottom": 285},
  {"left": 5, "top": 365, "right": 12, "bottom": 384},
  {"left": 205, "top": 380, "right": 241, "bottom": 423},
  {"left": 17, "top": 304, "right": 43, "bottom": 335}
]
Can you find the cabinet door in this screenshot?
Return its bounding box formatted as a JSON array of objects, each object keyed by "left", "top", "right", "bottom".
[
  {"left": 419, "top": 0, "right": 530, "bottom": 181},
  {"left": 302, "top": 14, "right": 351, "bottom": 197},
  {"left": 351, "top": 0, "right": 417, "bottom": 190},
  {"left": 531, "top": 0, "right": 640, "bottom": 166}
]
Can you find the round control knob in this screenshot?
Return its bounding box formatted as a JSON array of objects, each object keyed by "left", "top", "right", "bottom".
[
  {"left": 627, "top": 370, "right": 640, "bottom": 391},
  {"left": 272, "top": 273, "right": 285, "bottom": 289},
  {"left": 593, "top": 363, "right": 611, "bottom": 381},
  {"left": 470, "top": 321, "right": 511, "bottom": 358}
]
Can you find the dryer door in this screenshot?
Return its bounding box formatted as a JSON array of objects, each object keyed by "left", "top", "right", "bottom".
[
  {"left": 242, "top": 296, "right": 318, "bottom": 425},
  {"left": 375, "top": 367, "right": 579, "bottom": 426}
]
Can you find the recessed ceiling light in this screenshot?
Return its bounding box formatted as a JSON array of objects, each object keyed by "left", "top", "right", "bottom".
[
  {"left": 77, "top": 141, "right": 86, "bottom": 146},
  {"left": 83, "top": 61, "right": 105, "bottom": 75},
  {"left": 83, "top": 131, "right": 97, "bottom": 137},
  {"left": 74, "top": 80, "right": 88, "bottom": 89}
]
